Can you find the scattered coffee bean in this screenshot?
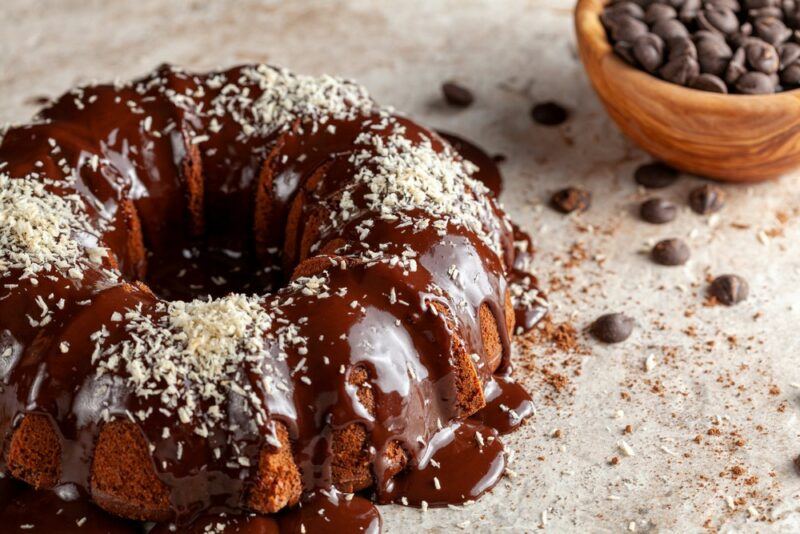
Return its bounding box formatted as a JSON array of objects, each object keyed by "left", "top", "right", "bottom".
[
  {"left": 688, "top": 184, "right": 725, "bottom": 214},
  {"left": 634, "top": 162, "right": 679, "bottom": 188},
  {"left": 591, "top": 313, "right": 634, "bottom": 343},
  {"left": 793, "top": 454, "right": 800, "bottom": 475},
  {"left": 442, "top": 82, "right": 474, "bottom": 107},
  {"left": 640, "top": 198, "right": 678, "bottom": 223},
  {"left": 651, "top": 238, "right": 691, "bottom": 265},
  {"left": 709, "top": 274, "right": 749, "bottom": 305},
  {"left": 492, "top": 153, "right": 507, "bottom": 163},
  {"left": 601, "top": 0, "right": 800, "bottom": 93},
  {"left": 531, "top": 102, "right": 569, "bottom": 126},
  {"left": 550, "top": 187, "right": 591, "bottom": 213}
]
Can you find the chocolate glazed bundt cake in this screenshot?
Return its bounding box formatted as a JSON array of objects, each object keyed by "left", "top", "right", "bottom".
[{"left": 0, "top": 64, "right": 546, "bottom": 530}]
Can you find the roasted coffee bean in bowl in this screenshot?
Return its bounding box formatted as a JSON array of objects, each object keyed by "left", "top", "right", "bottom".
[{"left": 575, "top": 0, "right": 800, "bottom": 181}]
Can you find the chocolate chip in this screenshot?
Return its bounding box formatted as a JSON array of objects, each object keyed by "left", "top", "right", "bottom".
[
  {"left": 670, "top": 36, "right": 698, "bottom": 60},
  {"left": 745, "top": 39, "right": 780, "bottom": 74},
  {"left": 633, "top": 33, "right": 666, "bottom": 72},
  {"left": 779, "top": 42, "right": 800, "bottom": 69},
  {"left": 531, "top": 102, "right": 569, "bottom": 126},
  {"left": 709, "top": 274, "right": 749, "bottom": 305},
  {"left": 691, "top": 73, "right": 728, "bottom": 92},
  {"left": 697, "top": 6, "right": 740, "bottom": 34},
  {"left": 442, "top": 82, "right": 474, "bottom": 107},
  {"left": 781, "top": 62, "right": 800, "bottom": 85},
  {"left": 614, "top": 41, "right": 638, "bottom": 65},
  {"left": 591, "top": 313, "right": 634, "bottom": 343},
  {"left": 688, "top": 184, "right": 725, "bottom": 214},
  {"left": 696, "top": 35, "right": 733, "bottom": 76},
  {"left": 645, "top": 3, "right": 678, "bottom": 24},
  {"left": 725, "top": 46, "right": 748, "bottom": 84},
  {"left": 735, "top": 70, "right": 777, "bottom": 93},
  {"left": 652, "top": 18, "right": 690, "bottom": 42},
  {"left": 640, "top": 198, "right": 678, "bottom": 223},
  {"left": 754, "top": 16, "right": 792, "bottom": 45},
  {"left": 611, "top": 15, "right": 650, "bottom": 42},
  {"left": 602, "top": 1, "right": 646, "bottom": 27},
  {"left": 660, "top": 55, "right": 700, "bottom": 85},
  {"left": 550, "top": 187, "right": 591, "bottom": 213},
  {"left": 651, "top": 238, "right": 691, "bottom": 265},
  {"left": 602, "top": 0, "right": 800, "bottom": 93},
  {"left": 634, "top": 162, "right": 679, "bottom": 188}
]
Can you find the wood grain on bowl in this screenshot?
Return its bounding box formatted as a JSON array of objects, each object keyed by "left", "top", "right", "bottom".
[{"left": 575, "top": 0, "right": 800, "bottom": 182}]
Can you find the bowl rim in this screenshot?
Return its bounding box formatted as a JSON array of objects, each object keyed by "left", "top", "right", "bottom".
[{"left": 574, "top": 0, "right": 800, "bottom": 104}]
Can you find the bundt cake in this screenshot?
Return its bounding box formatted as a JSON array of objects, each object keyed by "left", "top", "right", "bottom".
[{"left": 0, "top": 64, "right": 546, "bottom": 528}]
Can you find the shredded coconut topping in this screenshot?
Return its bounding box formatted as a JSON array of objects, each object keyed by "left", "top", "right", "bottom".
[
  {"left": 0, "top": 173, "right": 103, "bottom": 280},
  {"left": 95, "top": 295, "right": 276, "bottom": 429},
  {"left": 200, "top": 64, "right": 375, "bottom": 138}
]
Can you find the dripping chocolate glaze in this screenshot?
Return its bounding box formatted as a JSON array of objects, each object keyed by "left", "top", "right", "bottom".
[{"left": 0, "top": 64, "right": 545, "bottom": 531}]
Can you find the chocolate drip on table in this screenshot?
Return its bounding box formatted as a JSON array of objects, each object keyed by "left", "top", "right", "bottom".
[{"left": 0, "top": 65, "right": 545, "bottom": 531}]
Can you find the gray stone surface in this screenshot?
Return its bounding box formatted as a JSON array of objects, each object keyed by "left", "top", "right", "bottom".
[{"left": 2, "top": 1, "right": 800, "bottom": 531}]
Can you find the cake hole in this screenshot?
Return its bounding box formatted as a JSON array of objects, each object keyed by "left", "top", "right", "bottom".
[{"left": 141, "top": 234, "right": 285, "bottom": 302}]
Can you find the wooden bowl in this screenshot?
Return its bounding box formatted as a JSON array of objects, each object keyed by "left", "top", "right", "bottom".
[{"left": 575, "top": 0, "right": 800, "bottom": 182}]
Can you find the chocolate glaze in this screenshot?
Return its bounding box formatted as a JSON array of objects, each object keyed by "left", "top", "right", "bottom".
[
  {"left": 437, "top": 131, "right": 503, "bottom": 197},
  {"left": 0, "top": 481, "right": 139, "bottom": 533},
  {"left": 0, "top": 65, "right": 546, "bottom": 530}
]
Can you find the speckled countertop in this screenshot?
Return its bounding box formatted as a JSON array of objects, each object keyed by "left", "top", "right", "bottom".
[{"left": 2, "top": 1, "right": 800, "bottom": 532}]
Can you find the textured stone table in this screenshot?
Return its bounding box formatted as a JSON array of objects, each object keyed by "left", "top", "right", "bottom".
[{"left": 3, "top": 1, "right": 800, "bottom": 531}]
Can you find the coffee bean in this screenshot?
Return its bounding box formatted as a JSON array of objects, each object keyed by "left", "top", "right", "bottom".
[
  {"left": 725, "top": 46, "right": 748, "bottom": 84},
  {"left": 633, "top": 33, "right": 666, "bottom": 72},
  {"left": 745, "top": 39, "right": 780, "bottom": 74},
  {"left": 691, "top": 73, "right": 729, "bottom": 92},
  {"left": 754, "top": 16, "right": 793, "bottom": 45},
  {"left": 696, "top": 36, "right": 733, "bottom": 75},
  {"left": 550, "top": 187, "right": 591, "bottom": 213},
  {"left": 651, "top": 238, "right": 691, "bottom": 265},
  {"left": 645, "top": 3, "right": 678, "bottom": 23},
  {"left": 735, "top": 70, "right": 777, "bottom": 93},
  {"left": 709, "top": 274, "right": 749, "bottom": 305},
  {"left": 652, "top": 18, "right": 690, "bottom": 42},
  {"left": 611, "top": 15, "right": 650, "bottom": 42},
  {"left": 698, "top": 7, "right": 740, "bottom": 34},
  {"left": 442, "top": 82, "right": 474, "bottom": 108},
  {"left": 591, "top": 313, "right": 634, "bottom": 343},
  {"left": 531, "top": 102, "right": 569, "bottom": 126},
  {"left": 640, "top": 198, "right": 678, "bottom": 223},
  {"left": 688, "top": 184, "right": 725, "bottom": 214},
  {"left": 634, "top": 162, "right": 680, "bottom": 188}
]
